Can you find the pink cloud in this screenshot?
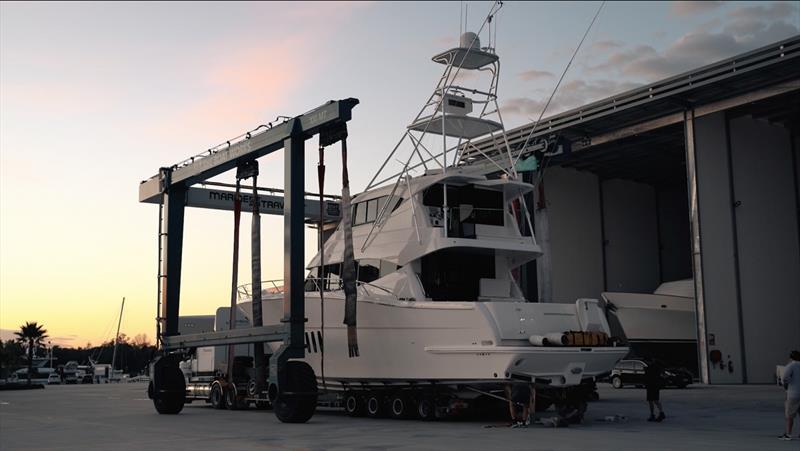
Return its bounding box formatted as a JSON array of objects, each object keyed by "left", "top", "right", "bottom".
[
  {"left": 671, "top": 1, "right": 726, "bottom": 17},
  {"left": 150, "top": 35, "right": 314, "bottom": 146}
]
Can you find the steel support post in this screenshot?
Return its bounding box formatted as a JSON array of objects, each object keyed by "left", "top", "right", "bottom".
[
  {"left": 162, "top": 183, "right": 187, "bottom": 337},
  {"left": 269, "top": 121, "right": 307, "bottom": 390},
  {"left": 683, "top": 110, "right": 710, "bottom": 384}
]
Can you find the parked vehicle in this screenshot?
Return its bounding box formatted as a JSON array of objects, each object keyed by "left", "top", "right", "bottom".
[
  {"left": 47, "top": 373, "right": 61, "bottom": 385},
  {"left": 606, "top": 359, "right": 692, "bottom": 389}
]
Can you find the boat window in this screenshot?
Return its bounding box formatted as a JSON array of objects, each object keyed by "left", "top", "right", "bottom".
[
  {"left": 353, "top": 202, "right": 367, "bottom": 225},
  {"left": 377, "top": 196, "right": 388, "bottom": 215},
  {"left": 351, "top": 195, "right": 404, "bottom": 227},
  {"left": 422, "top": 184, "right": 504, "bottom": 231},
  {"left": 420, "top": 248, "right": 495, "bottom": 301},
  {"left": 471, "top": 187, "right": 504, "bottom": 226},
  {"left": 366, "top": 198, "right": 378, "bottom": 223},
  {"left": 357, "top": 259, "right": 381, "bottom": 283},
  {"left": 380, "top": 260, "right": 399, "bottom": 277}
]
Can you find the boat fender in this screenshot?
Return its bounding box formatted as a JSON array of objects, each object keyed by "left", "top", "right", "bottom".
[
  {"left": 544, "top": 332, "right": 568, "bottom": 346},
  {"left": 529, "top": 335, "right": 549, "bottom": 346}
]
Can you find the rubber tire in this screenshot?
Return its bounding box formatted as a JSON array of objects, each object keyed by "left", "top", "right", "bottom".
[
  {"left": 225, "top": 385, "right": 244, "bottom": 410},
  {"left": 366, "top": 393, "right": 384, "bottom": 418},
  {"left": 273, "top": 361, "right": 318, "bottom": 423},
  {"left": 210, "top": 382, "right": 226, "bottom": 410},
  {"left": 417, "top": 397, "right": 436, "bottom": 421},
  {"left": 152, "top": 367, "right": 185, "bottom": 415},
  {"left": 612, "top": 376, "right": 623, "bottom": 389},
  {"left": 389, "top": 394, "right": 410, "bottom": 419},
  {"left": 344, "top": 393, "right": 365, "bottom": 417}
]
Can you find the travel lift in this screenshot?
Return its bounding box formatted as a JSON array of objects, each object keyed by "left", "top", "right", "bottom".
[{"left": 140, "top": 98, "right": 358, "bottom": 423}]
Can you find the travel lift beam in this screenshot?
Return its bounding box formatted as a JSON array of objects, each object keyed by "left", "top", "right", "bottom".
[
  {"left": 141, "top": 98, "right": 359, "bottom": 422},
  {"left": 141, "top": 185, "right": 342, "bottom": 223}
]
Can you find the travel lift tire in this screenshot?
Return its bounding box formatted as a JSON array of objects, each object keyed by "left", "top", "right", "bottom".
[
  {"left": 273, "top": 361, "right": 318, "bottom": 423},
  {"left": 389, "top": 393, "right": 412, "bottom": 419},
  {"left": 344, "top": 392, "right": 365, "bottom": 417},
  {"left": 152, "top": 366, "right": 185, "bottom": 415},
  {"left": 366, "top": 393, "right": 385, "bottom": 418},
  {"left": 225, "top": 384, "right": 247, "bottom": 410},
  {"left": 210, "top": 381, "right": 226, "bottom": 409},
  {"left": 417, "top": 397, "right": 436, "bottom": 421}
]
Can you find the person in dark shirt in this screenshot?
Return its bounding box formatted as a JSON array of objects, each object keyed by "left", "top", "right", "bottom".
[{"left": 645, "top": 359, "right": 666, "bottom": 422}]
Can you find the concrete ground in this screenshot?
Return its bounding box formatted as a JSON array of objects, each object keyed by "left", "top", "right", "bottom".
[{"left": 0, "top": 382, "right": 795, "bottom": 451}]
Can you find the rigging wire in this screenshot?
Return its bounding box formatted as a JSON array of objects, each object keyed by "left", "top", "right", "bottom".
[{"left": 513, "top": 0, "right": 607, "bottom": 177}]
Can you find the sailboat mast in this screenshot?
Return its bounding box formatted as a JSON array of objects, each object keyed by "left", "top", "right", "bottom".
[{"left": 110, "top": 297, "right": 125, "bottom": 379}]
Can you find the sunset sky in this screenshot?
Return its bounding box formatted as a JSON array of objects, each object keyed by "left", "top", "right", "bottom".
[{"left": 1, "top": 1, "right": 798, "bottom": 347}]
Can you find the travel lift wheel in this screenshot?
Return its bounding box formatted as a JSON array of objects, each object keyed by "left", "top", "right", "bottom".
[
  {"left": 366, "top": 393, "right": 385, "bottom": 418},
  {"left": 389, "top": 393, "right": 412, "bottom": 419},
  {"left": 224, "top": 383, "right": 247, "bottom": 410},
  {"left": 152, "top": 366, "right": 185, "bottom": 415},
  {"left": 210, "top": 381, "right": 225, "bottom": 409},
  {"left": 273, "top": 361, "right": 318, "bottom": 423},
  {"left": 417, "top": 397, "right": 436, "bottom": 421},
  {"left": 344, "top": 392, "right": 365, "bottom": 417}
]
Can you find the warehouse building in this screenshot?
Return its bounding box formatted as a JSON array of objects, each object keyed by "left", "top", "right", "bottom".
[{"left": 474, "top": 36, "right": 799, "bottom": 384}]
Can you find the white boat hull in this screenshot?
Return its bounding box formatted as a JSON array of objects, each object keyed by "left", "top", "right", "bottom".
[{"left": 245, "top": 294, "right": 628, "bottom": 389}]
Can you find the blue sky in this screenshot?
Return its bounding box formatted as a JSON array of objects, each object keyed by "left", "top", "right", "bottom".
[{"left": 1, "top": 1, "right": 798, "bottom": 345}]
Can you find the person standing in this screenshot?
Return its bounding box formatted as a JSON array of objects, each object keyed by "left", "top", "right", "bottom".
[
  {"left": 779, "top": 350, "right": 800, "bottom": 441},
  {"left": 645, "top": 358, "right": 666, "bottom": 422}
]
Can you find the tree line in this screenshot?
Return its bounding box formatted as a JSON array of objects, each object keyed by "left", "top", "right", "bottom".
[{"left": 1, "top": 322, "right": 158, "bottom": 380}]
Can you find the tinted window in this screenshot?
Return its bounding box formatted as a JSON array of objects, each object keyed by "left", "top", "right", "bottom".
[
  {"left": 471, "top": 188, "right": 504, "bottom": 226},
  {"left": 366, "top": 199, "right": 378, "bottom": 223},
  {"left": 357, "top": 259, "right": 380, "bottom": 283},
  {"left": 354, "top": 202, "right": 366, "bottom": 225},
  {"left": 377, "top": 196, "right": 387, "bottom": 216},
  {"left": 420, "top": 248, "right": 495, "bottom": 301}
]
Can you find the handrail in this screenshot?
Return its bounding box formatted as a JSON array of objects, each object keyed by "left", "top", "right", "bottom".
[{"left": 236, "top": 278, "right": 399, "bottom": 302}]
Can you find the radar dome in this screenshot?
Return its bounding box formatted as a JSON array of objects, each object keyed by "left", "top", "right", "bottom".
[{"left": 460, "top": 32, "right": 481, "bottom": 50}]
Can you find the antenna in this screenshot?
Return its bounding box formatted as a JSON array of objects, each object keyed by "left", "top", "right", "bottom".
[{"left": 460, "top": 1, "right": 464, "bottom": 41}]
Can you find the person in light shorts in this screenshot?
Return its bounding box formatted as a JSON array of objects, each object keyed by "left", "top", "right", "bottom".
[{"left": 779, "top": 350, "right": 800, "bottom": 441}]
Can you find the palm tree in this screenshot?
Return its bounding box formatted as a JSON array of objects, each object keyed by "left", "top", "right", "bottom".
[{"left": 14, "top": 322, "right": 48, "bottom": 385}]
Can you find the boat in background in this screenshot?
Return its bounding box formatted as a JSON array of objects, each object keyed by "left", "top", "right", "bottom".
[{"left": 602, "top": 279, "right": 698, "bottom": 376}]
